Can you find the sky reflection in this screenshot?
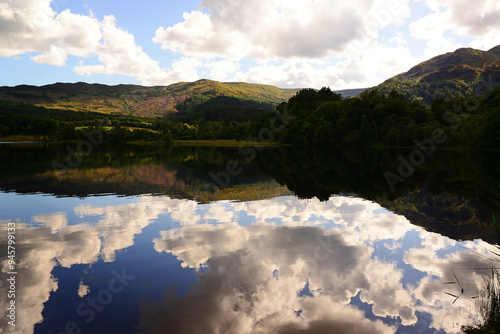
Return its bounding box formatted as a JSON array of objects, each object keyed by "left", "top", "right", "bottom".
[{"left": 0, "top": 193, "right": 496, "bottom": 333}]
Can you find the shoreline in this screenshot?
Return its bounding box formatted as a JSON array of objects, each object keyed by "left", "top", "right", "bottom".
[{"left": 0, "top": 137, "right": 498, "bottom": 152}]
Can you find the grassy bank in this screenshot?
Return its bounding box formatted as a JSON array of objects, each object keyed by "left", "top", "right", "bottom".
[
  {"left": 0, "top": 134, "right": 44, "bottom": 142},
  {"left": 173, "top": 139, "right": 278, "bottom": 147}
]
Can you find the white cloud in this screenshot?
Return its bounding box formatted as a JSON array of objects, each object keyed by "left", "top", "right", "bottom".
[
  {"left": 0, "top": 194, "right": 493, "bottom": 333},
  {"left": 0, "top": 194, "right": 198, "bottom": 333},
  {"left": 32, "top": 212, "right": 68, "bottom": 232},
  {"left": 139, "top": 57, "right": 203, "bottom": 87},
  {"left": 232, "top": 61, "right": 320, "bottom": 88},
  {"left": 54, "top": 9, "right": 102, "bottom": 56},
  {"left": 78, "top": 281, "right": 90, "bottom": 298},
  {"left": 31, "top": 45, "right": 67, "bottom": 66},
  {"left": 202, "top": 202, "right": 237, "bottom": 223},
  {"left": 424, "top": 0, "right": 500, "bottom": 36},
  {"left": 151, "top": 223, "right": 399, "bottom": 334},
  {"left": 403, "top": 243, "right": 494, "bottom": 332},
  {"left": 73, "top": 15, "right": 162, "bottom": 82},
  {"left": 0, "top": 0, "right": 201, "bottom": 86},
  {"left": 203, "top": 60, "right": 239, "bottom": 81},
  {"left": 0, "top": 222, "right": 100, "bottom": 333},
  {"left": 73, "top": 195, "right": 203, "bottom": 260},
  {"left": 149, "top": 0, "right": 499, "bottom": 88},
  {"left": 0, "top": 1, "right": 101, "bottom": 62},
  {"left": 67, "top": 12, "right": 205, "bottom": 86},
  {"left": 410, "top": 0, "right": 500, "bottom": 58},
  {"left": 154, "top": 10, "right": 251, "bottom": 60},
  {"left": 150, "top": 0, "right": 417, "bottom": 88},
  {"left": 154, "top": 0, "right": 411, "bottom": 61},
  {"left": 1, "top": 0, "right": 499, "bottom": 97},
  {"left": 231, "top": 49, "right": 417, "bottom": 89},
  {"left": 151, "top": 195, "right": 492, "bottom": 333}
]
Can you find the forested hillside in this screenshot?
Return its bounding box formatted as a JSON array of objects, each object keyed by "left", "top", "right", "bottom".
[
  {"left": 0, "top": 79, "right": 299, "bottom": 117},
  {"left": 255, "top": 86, "right": 500, "bottom": 149},
  {"left": 374, "top": 46, "right": 500, "bottom": 104}
]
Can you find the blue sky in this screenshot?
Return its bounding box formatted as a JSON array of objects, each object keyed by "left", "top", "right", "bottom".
[{"left": 0, "top": 0, "right": 499, "bottom": 89}]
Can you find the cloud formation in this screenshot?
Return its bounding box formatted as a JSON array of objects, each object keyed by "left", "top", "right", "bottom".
[
  {"left": 0, "top": 195, "right": 199, "bottom": 333},
  {"left": 0, "top": 1, "right": 99, "bottom": 60},
  {"left": 152, "top": 0, "right": 417, "bottom": 88},
  {"left": 148, "top": 195, "right": 495, "bottom": 334},
  {"left": 0, "top": 195, "right": 496, "bottom": 333},
  {"left": 0, "top": 0, "right": 418, "bottom": 88},
  {"left": 149, "top": 224, "right": 398, "bottom": 334},
  {"left": 1, "top": 0, "right": 499, "bottom": 88},
  {"left": 410, "top": 0, "right": 500, "bottom": 57},
  {"left": 154, "top": 0, "right": 411, "bottom": 60},
  {"left": 0, "top": 0, "right": 202, "bottom": 85}
]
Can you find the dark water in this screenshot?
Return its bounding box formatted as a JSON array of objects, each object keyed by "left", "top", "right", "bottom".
[{"left": 0, "top": 143, "right": 499, "bottom": 334}]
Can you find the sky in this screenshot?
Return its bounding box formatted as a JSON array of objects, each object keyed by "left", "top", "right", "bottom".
[
  {"left": 0, "top": 0, "right": 499, "bottom": 89},
  {"left": 2, "top": 193, "right": 493, "bottom": 333}
]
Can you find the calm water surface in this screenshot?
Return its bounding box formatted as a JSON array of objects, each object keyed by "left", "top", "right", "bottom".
[{"left": 0, "top": 143, "right": 499, "bottom": 334}]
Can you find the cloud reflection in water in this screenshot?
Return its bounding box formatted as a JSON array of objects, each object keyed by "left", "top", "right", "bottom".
[{"left": 0, "top": 194, "right": 495, "bottom": 334}]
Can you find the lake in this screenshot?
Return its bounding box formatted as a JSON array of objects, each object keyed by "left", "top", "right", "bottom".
[{"left": 1, "top": 143, "right": 499, "bottom": 334}]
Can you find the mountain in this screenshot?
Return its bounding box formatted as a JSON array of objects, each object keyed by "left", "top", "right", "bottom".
[
  {"left": 373, "top": 45, "right": 500, "bottom": 104},
  {"left": 0, "top": 79, "right": 299, "bottom": 118},
  {"left": 334, "top": 88, "right": 367, "bottom": 98}
]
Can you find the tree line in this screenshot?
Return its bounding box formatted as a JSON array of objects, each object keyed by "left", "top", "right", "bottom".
[
  {"left": 253, "top": 86, "right": 500, "bottom": 149},
  {"left": 0, "top": 88, "right": 498, "bottom": 149}
]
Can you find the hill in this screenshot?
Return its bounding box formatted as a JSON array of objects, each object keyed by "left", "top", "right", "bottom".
[
  {"left": 373, "top": 45, "right": 500, "bottom": 104},
  {"left": 0, "top": 79, "right": 299, "bottom": 118},
  {"left": 334, "top": 88, "right": 367, "bottom": 98}
]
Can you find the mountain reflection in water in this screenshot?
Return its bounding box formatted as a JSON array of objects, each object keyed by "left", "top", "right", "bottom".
[{"left": 0, "top": 144, "right": 499, "bottom": 334}]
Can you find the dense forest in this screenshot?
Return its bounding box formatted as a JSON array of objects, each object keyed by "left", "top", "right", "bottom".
[
  {"left": 0, "top": 86, "right": 499, "bottom": 149},
  {"left": 256, "top": 86, "right": 500, "bottom": 149}
]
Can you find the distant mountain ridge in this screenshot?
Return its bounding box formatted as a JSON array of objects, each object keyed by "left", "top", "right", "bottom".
[
  {"left": 334, "top": 88, "right": 367, "bottom": 98},
  {"left": 373, "top": 45, "right": 500, "bottom": 104},
  {"left": 0, "top": 79, "right": 300, "bottom": 118},
  {"left": 3, "top": 46, "right": 498, "bottom": 116}
]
